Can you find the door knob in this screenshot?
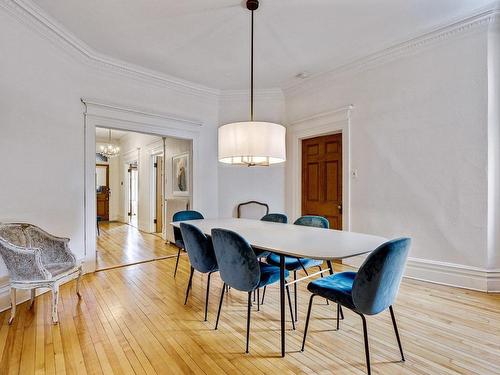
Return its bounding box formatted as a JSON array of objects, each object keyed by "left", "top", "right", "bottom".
[{"left": 337, "top": 203, "right": 342, "bottom": 214}]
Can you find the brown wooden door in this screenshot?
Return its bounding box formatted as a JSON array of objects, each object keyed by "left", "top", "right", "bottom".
[
  {"left": 155, "top": 156, "right": 164, "bottom": 233},
  {"left": 302, "top": 133, "right": 342, "bottom": 229},
  {"left": 96, "top": 164, "right": 110, "bottom": 221}
]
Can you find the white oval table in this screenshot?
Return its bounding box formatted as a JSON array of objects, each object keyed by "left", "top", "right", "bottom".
[{"left": 172, "top": 218, "right": 387, "bottom": 357}]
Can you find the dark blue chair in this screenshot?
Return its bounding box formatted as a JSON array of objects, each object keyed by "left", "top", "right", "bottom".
[
  {"left": 180, "top": 223, "right": 218, "bottom": 321},
  {"left": 258, "top": 213, "right": 288, "bottom": 305},
  {"left": 301, "top": 238, "right": 411, "bottom": 375},
  {"left": 266, "top": 215, "right": 329, "bottom": 320},
  {"left": 172, "top": 210, "right": 204, "bottom": 277},
  {"left": 211, "top": 228, "right": 295, "bottom": 353},
  {"left": 261, "top": 213, "right": 288, "bottom": 224}
]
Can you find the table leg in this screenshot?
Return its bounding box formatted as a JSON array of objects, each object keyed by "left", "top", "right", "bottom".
[{"left": 280, "top": 254, "right": 286, "bottom": 357}]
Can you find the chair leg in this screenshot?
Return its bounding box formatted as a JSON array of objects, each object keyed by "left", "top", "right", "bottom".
[
  {"left": 318, "top": 265, "right": 329, "bottom": 305},
  {"left": 204, "top": 272, "right": 213, "bottom": 321},
  {"left": 358, "top": 313, "right": 371, "bottom": 375},
  {"left": 29, "top": 288, "right": 36, "bottom": 310},
  {"left": 215, "top": 283, "right": 226, "bottom": 330},
  {"left": 173, "top": 248, "right": 182, "bottom": 277},
  {"left": 285, "top": 285, "right": 295, "bottom": 330},
  {"left": 184, "top": 267, "right": 194, "bottom": 305},
  {"left": 301, "top": 294, "right": 316, "bottom": 351},
  {"left": 8, "top": 288, "right": 16, "bottom": 325},
  {"left": 389, "top": 306, "right": 405, "bottom": 362},
  {"left": 336, "top": 303, "right": 340, "bottom": 330},
  {"left": 261, "top": 285, "right": 266, "bottom": 305},
  {"left": 246, "top": 291, "right": 252, "bottom": 353},
  {"left": 339, "top": 304, "right": 344, "bottom": 320},
  {"left": 51, "top": 285, "right": 60, "bottom": 324},
  {"left": 76, "top": 266, "right": 83, "bottom": 299},
  {"left": 293, "top": 271, "right": 298, "bottom": 322},
  {"left": 257, "top": 288, "right": 260, "bottom": 311}
]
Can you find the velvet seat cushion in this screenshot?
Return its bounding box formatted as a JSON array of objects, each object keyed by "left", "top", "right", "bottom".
[
  {"left": 307, "top": 272, "right": 357, "bottom": 310},
  {"left": 258, "top": 263, "right": 289, "bottom": 288},
  {"left": 266, "top": 253, "right": 323, "bottom": 271}
]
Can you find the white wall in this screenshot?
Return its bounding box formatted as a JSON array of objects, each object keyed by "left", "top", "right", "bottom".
[
  {"left": 217, "top": 90, "right": 287, "bottom": 217},
  {"left": 0, "top": 5, "right": 219, "bottom": 307},
  {"left": 285, "top": 23, "right": 493, "bottom": 288}
]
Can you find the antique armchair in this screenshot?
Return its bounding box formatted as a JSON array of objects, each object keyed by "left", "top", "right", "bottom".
[{"left": 0, "top": 223, "right": 82, "bottom": 324}]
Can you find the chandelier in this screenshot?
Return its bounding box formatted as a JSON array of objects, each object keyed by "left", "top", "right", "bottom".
[
  {"left": 99, "top": 129, "right": 120, "bottom": 158},
  {"left": 218, "top": 0, "right": 286, "bottom": 166}
]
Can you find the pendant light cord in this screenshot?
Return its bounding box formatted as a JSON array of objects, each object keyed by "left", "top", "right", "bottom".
[{"left": 250, "top": 7, "right": 254, "bottom": 122}]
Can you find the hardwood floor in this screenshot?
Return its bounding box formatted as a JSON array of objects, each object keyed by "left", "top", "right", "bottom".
[
  {"left": 96, "top": 222, "right": 178, "bottom": 270},
  {"left": 1, "top": 228, "right": 499, "bottom": 374}
]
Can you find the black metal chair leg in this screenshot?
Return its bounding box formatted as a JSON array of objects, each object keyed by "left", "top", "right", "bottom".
[
  {"left": 215, "top": 283, "right": 226, "bottom": 330},
  {"left": 336, "top": 303, "right": 340, "bottom": 330},
  {"left": 301, "top": 294, "right": 316, "bottom": 351},
  {"left": 261, "top": 286, "right": 266, "bottom": 305},
  {"left": 293, "top": 271, "right": 298, "bottom": 322},
  {"left": 389, "top": 306, "right": 405, "bottom": 361},
  {"left": 285, "top": 285, "right": 295, "bottom": 330},
  {"left": 246, "top": 291, "right": 252, "bottom": 353},
  {"left": 359, "top": 313, "right": 371, "bottom": 375},
  {"left": 339, "top": 304, "right": 344, "bottom": 320},
  {"left": 204, "top": 272, "right": 213, "bottom": 321},
  {"left": 257, "top": 288, "right": 260, "bottom": 311},
  {"left": 173, "top": 248, "right": 182, "bottom": 277},
  {"left": 184, "top": 267, "right": 194, "bottom": 305}
]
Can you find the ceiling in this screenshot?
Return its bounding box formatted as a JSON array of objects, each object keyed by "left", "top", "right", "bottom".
[
  {"left": 35, "top": 0, "right": 492, "bottom": 90},
  {"left": 95, "top": 127, "right": 129, "bottom": 141}
]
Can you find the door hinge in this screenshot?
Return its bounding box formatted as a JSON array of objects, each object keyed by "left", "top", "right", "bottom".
[
  {"left": 154, "top": 219, "right": 157, "bottom": 224},
  {"left": 128, "top": 212, "right": 131, "bottom": 216},
  {"left": 154, "top": 163, "right": 158, "bottom": 168}
]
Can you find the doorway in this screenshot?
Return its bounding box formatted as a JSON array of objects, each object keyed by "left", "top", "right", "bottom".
[
  {"left": 96, "top": 164, "right": 110, "bottom": 221},
  {"left": 154, "top": 155, "right": 164, "bottom": 233},
  {"left": 127, "top": 162, "right": 139, "bottom": 228},
  {"left": 301, "top": 133, "right": 342, "bottom": 230}
]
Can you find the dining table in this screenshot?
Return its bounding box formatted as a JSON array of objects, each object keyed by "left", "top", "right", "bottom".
[{"left": 171, "top": 217, "right": 387, "bottom": 357}]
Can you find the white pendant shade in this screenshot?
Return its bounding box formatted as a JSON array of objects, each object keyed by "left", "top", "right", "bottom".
[{"left": 218, "top": 121, "right": 286, "bottom": 166}]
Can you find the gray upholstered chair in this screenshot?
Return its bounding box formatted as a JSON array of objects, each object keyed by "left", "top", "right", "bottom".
[
  {"left": 237, "top": 201, "right": 269, "bottom": 219},
  {"left": 0, "top": 223, "right": 82, "bottom": 324}
]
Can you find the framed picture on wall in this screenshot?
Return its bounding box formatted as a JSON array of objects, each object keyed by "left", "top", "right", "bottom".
[{"left": 172, "top": 152, "right": 189, "bottom": 196}]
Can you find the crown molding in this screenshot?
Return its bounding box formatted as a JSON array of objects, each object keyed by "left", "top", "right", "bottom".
[
  {"left": 284, "top": 3, "right": 500, "bottom": 96},
  {"left": 0, "top": 0, "right": 220, "bottom": 98}
]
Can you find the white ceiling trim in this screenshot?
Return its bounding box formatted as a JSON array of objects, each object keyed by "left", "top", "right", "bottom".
[
  {"left": 284, "top": 3, "right": 500, "bottom": 96},
  {"left": 2, "top": 0, "right": 499, "bottom": 98},
  {"left": 0, "top": 0, "right": 220, "bottom": 98}
]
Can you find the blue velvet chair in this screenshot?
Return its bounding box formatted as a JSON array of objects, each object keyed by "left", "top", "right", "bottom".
[
  {"left": 301, "top": 238, "right": 411, "bottom": 375},
  {"left": 266, "top": 215, "right": 329, "bottom": 320},
  {"left": 258, "top": 213, "right": 288, "bottom": 305},
  {"left": 180, "top": 223, "right": 218, "bottom": 321},
  {"left": 261, "top": 213, "right": 288, "bottom": 224},
  {"left": 211, "top": 228, "right": 295, "bottom": 353},
  {"left": 172, "top": 210, "right": 204, "bottom": 277}
]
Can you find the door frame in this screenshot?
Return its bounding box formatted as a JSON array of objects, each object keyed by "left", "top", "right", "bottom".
[
  {"left": 150, "top": 148, "right": 165, "bottom": 235},
  {"left": 83, "top": 98, "right": 202, "bottom": 273},
  {"left": 286, "top": 105, "right": 353, "bottom": 231}
]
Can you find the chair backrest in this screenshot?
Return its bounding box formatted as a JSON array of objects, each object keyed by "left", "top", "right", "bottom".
[
  {"left": 211, "top": 228, "right": 260, "bottom": 292},
  {"left": 0, "top": 223, "right": 30, "bottom": 247},
  {"left": 352, "top": 238, "right": 411, "bottom": 316},
  {"left": 293, "top": 215, "right": 329, "bottom": 229},
  {"left": 261, "top": 213, "right": 288, "bottom": 224},
  {"left": 237, "top": 201, "right": 269, "bottom": 219},
  {"left": 180, "top": 223, "right": 218, "bottom": 274},
  {"left": 172, "top": 210, "right": 204, "bottom": 245}
]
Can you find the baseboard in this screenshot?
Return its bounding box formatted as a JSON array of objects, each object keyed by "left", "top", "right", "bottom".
[{"left": 344, "top": 256, "right": 500, "bottom": 293}]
